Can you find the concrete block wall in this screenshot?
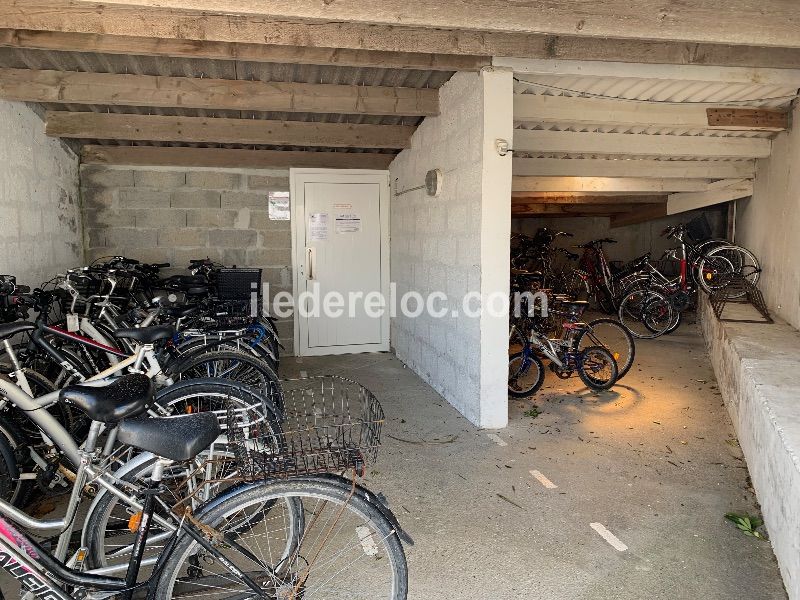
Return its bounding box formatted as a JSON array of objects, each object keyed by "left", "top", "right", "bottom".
[
  {"left": 389, "top": 68, "right": 513, "bottom": 428},
  {"left": 81, "top": 165, "right": 294, "bottom": 353},
  {"left": 0, "top": 101, "right": 81, "bottom": 287},
  {"left": 737, "top": 100, "right": 800, "bottom": 330}
]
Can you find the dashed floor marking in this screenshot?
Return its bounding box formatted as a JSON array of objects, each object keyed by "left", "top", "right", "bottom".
[
  {"left": 530, "top": 470, "right": 558, "bottom": 489},
  {"left": 486, "top": 433, "right": 507, "bottom": 447},
  {"left": 590, "top": 523, "right": 628, "bottom": 552}
]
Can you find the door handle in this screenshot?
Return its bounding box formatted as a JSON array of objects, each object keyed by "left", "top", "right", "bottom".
[{"left": 306, "top": 247, "right": 315, "bottom": 280}]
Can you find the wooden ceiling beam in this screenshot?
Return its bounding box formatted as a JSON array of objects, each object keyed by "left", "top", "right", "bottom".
[
  {"left": 512, "top": 202, "right": 666, "bottom": 217},
  {"left": 511, "top": 193, "right": 667, "bottom": 205},
  {"left": 610, "top": 203, "right": 669, "bottom": 228},
  {"left": 0, "top": 67, "right": 439, "bottom": 116},
  {"left": 706, "top": 108, "right": 790, "bottom": 131},
  {"left": 45, "top": 111, "right": 415, "bottom": 148},
  {"left": 514, "top": 95, "right": 789, "bottom": 132},
  {"left": 514, "top": 129, "right": 772, "bottom": 159},
  {"left": 3, "top": 4, "right": 800, "bottom": 68},
  {"left": 81, "top": 145, "right": 395, "bottom": 170},
  {"left": 0, "top": 29, "right": 487, "bottom": 71},
  {"left": 78, "top": 0, "right": 800, "bottom": 48},
  {"left": 504, "top": 58, "right": 800, "bottom": 87},
  {"left": 512, "top": 176, "right": 712, "bottom": 193},
  {"left": 512, "top": 157, "right": 756, "bottom": 179},
  {"left": 667, "top": 180, "right": 753, "bottom": 215}
]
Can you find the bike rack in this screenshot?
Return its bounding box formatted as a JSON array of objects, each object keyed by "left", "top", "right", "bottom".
[{"left": 709, "top": 274, "right": 773, "bottom": 324}]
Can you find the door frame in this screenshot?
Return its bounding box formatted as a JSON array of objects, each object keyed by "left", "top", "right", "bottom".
[{"left": 289, "top": 168, "right": 391, "bottom": 356}]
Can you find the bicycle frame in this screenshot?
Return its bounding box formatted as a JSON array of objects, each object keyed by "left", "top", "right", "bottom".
[{"left": 0, "top": 459, "right": 268, "bottom": 599}]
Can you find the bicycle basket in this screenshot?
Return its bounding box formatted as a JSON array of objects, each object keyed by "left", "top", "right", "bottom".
[
  {"left": 685, "top": 213, "right": 713, "bottom": 242},
  {"left": 216, "top": 268, "right": 262, "bottom": 302},
  {"left": 228, "top": 376, "right": 384, "bottom": 480}
]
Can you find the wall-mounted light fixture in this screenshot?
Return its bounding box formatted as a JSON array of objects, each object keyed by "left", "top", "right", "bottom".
[
  {"left": 425, "top": 168, "right": 443, "bottom": 197},
  {"left": 495, "top": 139, "right": 512, "bottom": 156}
]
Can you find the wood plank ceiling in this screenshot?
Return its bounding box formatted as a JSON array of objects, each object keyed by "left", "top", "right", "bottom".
[
  {"left": 0, "top": 1, "right": 797, "bottom": 200},
  {"left": 0, "top": 15, "right": 469, "bottom": 168},
  {"left": 504, "top": 58, "right": 799, "bottom": 224}
]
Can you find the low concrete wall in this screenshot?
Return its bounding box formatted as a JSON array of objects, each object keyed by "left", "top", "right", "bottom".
[{"left": 700, "top": 296, "right": 800, "bottom": 598}]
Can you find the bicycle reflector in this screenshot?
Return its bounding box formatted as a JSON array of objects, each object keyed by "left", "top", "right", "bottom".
[{"left": 128, "top": 511, "right": 143, "bottom": 533}]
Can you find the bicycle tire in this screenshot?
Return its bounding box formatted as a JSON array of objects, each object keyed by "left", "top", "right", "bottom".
[
  {"left": 86, "top": 378, "right": 285, "bottom": 570},
  {"left": 699, "top": 244, "right": 760, "bottom": 297},
  {"left": 576, "top": 319, "right": 635, "bottom": 379},
  {"left": 617, "top": 287, "right": 674, "bottom": 339},
  {"left": 154, "top": 480, "right": 408, "bottom": 600},
  {"left": 508, "top": 352, "right": 545, "bottom": 398},
  {"left": 578, "top": 346, "right": 618, "bottom": 391},
  {"left": 169, "top": 349, "right": 279, "bottom": 390},
  {"left": 0, "top": 415, "right": 33, "bottom": 508}
]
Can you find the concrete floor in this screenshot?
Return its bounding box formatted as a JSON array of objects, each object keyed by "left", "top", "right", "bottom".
[
  {"left": 0, "top": 321, "right": 785, "bottom": 598},
  {"left": 284, "top": 321, "right": 786, "bottom": 599}
]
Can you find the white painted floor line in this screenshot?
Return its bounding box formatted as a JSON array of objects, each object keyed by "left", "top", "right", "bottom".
[
  {"left": 299, "top": 370, "right": 308, "bottom": 378},
  {"left": 590, "top": 523, "right": 628, "bottom": 552},
  {"left": 486, "top": 433, "right": 508, "bottom": 447},
  {"left": 529, "top": 470, "right": 558, "bottom": 489}
]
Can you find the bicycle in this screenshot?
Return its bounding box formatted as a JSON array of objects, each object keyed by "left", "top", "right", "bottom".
[
  {"left": 508, "top": 299, "right": 619, "bottom": 397},
  {"left": 0, "top": 374, "right": 411, "bottom": 599}
]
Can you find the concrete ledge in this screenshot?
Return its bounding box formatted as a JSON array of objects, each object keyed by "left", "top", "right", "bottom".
[{"left": 700, "top": 296, "right": 800, "bottom": 599}]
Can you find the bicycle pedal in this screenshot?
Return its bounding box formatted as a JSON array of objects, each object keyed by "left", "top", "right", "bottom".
[{"left": 66, "top": 547, "right": 89, "bottom": 571}]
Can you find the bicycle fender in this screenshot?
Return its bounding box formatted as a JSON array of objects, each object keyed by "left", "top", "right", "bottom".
[
  {"left": 188, "top": 476, "right": 414, "bottom": 546},
  {"left": 299, "top": 474, "right": 415, "bottom": 546}
]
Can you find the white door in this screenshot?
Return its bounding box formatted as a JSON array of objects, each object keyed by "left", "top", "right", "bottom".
[{"left": 291, "top": 169, "right": 390, "bottom": 356}]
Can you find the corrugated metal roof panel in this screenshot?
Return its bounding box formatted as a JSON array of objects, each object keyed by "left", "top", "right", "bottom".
[{"left": 513, "top": 121, "right": 775, "bottom": 139}]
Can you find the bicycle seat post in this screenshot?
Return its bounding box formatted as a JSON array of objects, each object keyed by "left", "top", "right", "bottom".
[{"left": 121, "top": 457, "right": 173, "bottom": 600}]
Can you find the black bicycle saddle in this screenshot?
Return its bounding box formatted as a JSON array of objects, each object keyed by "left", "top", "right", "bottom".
[
  {"left": 117, "top": 413, "right": 221, "bottom": 462},
  {"left": 60, "top": 374, "right": 155, "bottom": 424}
]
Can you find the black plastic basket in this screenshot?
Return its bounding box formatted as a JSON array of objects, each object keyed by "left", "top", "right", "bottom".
[
  {"left": 685, "top": 213, "right": 713, "bottom": 243},
  {"left": 216, "top": 268, "right": 262, "bottom": 302},
  {"left": 228, "top": 376, "right": 384, "bottom": 480}
]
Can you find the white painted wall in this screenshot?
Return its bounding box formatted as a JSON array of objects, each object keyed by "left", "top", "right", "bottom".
[
  {"left": 0, "top": 101, "right": 82, "bottom": 287},
  {"left": 737, "top": 101, "right": 800, "bottom": 330},
  {"left": 389, "top": 68, "right": 513, "bottom": 428}
]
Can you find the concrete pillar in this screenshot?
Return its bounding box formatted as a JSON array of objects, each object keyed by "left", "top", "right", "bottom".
[
  {"left": 478, "top": 67, "right": 513, "bottom": 428},
  {"left": 390, "top": 67, "right": 513, "bottom": 428}
]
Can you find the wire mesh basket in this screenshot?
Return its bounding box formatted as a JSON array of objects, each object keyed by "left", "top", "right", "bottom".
[
  {"left": 227, "top": 376, "right": 385, "bottom": 480},
  {"left": 685, "top": 213, "right": 713, "bottom": 242}
]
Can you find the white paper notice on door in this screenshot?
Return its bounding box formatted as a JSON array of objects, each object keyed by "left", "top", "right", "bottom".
[
  {"left": 309, "top": 212, "right": 329, "bottom": 241},
  {"left": 335, "top": 212, "right": 361, "bottom": 234}
]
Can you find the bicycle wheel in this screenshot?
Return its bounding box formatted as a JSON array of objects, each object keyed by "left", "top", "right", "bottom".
[
  {"left": 508, "top": 351, "right": 545, "bottom": 398},
  {"left": 154, "top": 480, "right": 408, "bottom": 600},
  {"left": 0, "top": 415, "right": 33, "bottom": 507},
  {"left": 695, "top": 248, "right": 736, "bottom": 294},
  {"left": 617, "top": 288, "right": 674, "bottom": 339},
  {"left": 561, "top": 269, "right": 590, "bottom": 300},
  {"left": 84, "top": 455, "right": 301, "bottom": 575},
  {"left": 699, "top": 245, "right": 760, "bottom": 297},
  {"left": 85, "top": 379, "right": 285, "bottom": 570},
  {"left": 578, "top": 346, "right": 618, "bottom": 391},
  {"left": 576, "top": 319, "right": 635, "bottom": 379},
  {"left": 170, "top": 350, "right": 279, "bottom": 389}
]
